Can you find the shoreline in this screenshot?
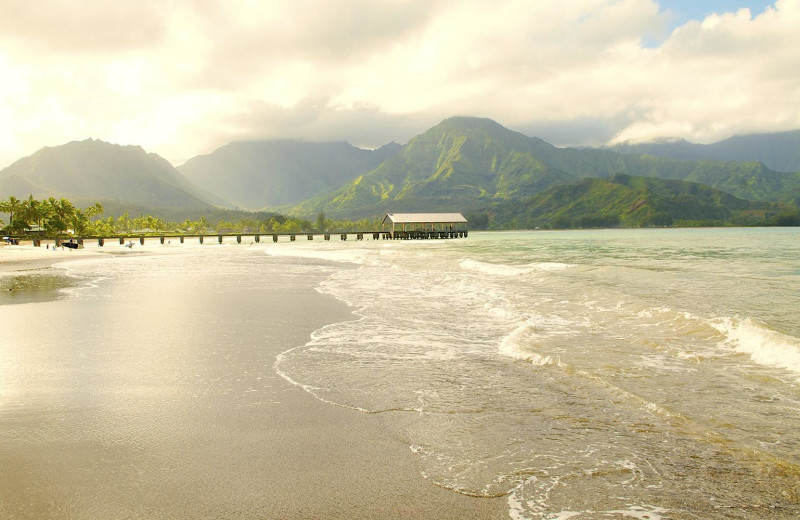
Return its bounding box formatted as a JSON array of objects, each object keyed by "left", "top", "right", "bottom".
[{"left": 0, "top": 245, "right": 509, "bottom": 519}]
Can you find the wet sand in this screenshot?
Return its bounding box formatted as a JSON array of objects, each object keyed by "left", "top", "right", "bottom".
[
  {"left": 0, "top": 244, "right": 103, "bottom": 272},
  {"left": 0, "top": 247, "right": 509, "bottom": 519}
]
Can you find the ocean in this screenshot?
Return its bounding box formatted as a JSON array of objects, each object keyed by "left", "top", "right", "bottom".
[
  {"left": 273, "top": 228, "right": 800, "bottom": 518},
  {"left": 1, "top": 228, "right": 799, "bottom": 519}
]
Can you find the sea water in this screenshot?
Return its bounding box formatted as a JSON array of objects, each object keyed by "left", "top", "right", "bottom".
[{"left": 273, "top": 228, "right": 800, "bottom": 519}]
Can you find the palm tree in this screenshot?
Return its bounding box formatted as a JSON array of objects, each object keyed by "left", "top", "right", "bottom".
[
  {"left": 0, "top": 196, "right": 22, "bottom": 228},
  {"left": 21, "top": 195, "right": 49, "bottom": 233},
  {"left": 316, "top": 209, "right": 327, "bottom": 232},
  {"left": 45, "top": 198, "right": 76, "bottom": 236},
  {"left": 116, "top": 211, "right": 131, "bottom": 234},
  {"left": 197, "top": 216, "right": 209, "bottom": 234},
  {"left": 84, "top": 202, "right": 103, "bottom": 219},
  {"left": 77, "top": 202, "right": 104, "bottom": 235},
  {"left": 71, "top": 209, "right": 92, "bottom": 236}
]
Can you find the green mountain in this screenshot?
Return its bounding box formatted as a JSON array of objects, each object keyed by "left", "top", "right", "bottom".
[
  {"left": 490, "top": 174, "right": 785, "bottom": 229},
  {"left": 0, "top": 139, "right": 217, "bottom": 215},
  {"left": 293, "top": 117, "right": 800, "bottom": 219},
  {"left": 294, "top": 117, "right": 578, "bottom": 218},
  {"left": 2, "top": 118, "right": 798, "bottom": 228},
  {"left": 177, "top": 140, "right": 401, "bottom": 210},
  {"left": 608, "top": 130, "right": 800, "bottom": 173}
]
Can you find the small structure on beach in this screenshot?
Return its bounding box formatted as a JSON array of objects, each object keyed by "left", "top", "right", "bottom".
[{"left": 381, "top": 212, "right": 468, "bottom": 239}]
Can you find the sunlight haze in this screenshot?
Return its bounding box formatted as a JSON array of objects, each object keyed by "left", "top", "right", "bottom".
[{"left": 0, "top": 0, "right": 796, "bottom": 168}]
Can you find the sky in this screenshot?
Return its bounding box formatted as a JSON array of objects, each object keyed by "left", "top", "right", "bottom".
[{"left": 0, "top": 0, "right": 797, "bottom": 169}]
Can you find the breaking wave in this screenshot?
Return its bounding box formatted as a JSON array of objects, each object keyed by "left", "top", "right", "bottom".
[{"left": 712, "top": 317, "right": 800, "bottom": 378}]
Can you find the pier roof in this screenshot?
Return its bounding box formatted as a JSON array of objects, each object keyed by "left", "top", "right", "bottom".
[{"left": 382, "top": 213, "right": 467, "bottom": 224}]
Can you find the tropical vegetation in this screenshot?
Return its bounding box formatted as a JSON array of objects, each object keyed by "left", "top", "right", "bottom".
[
  {"left": 0, "top": 195, "right": 103, "bottom": 236},
  {"left": 1, "top": 196, "right": 382, "bottom": 238},
  {"left": 483, "top": 174, "right": 799, "bottom": 229}
]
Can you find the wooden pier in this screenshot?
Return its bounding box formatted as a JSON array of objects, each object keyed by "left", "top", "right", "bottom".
[
  {"left": 17, "top": 212, "right": 470, "bottom": 247},
  {"left": 35, "top": 229, "right": 468, "bottom": 248}
]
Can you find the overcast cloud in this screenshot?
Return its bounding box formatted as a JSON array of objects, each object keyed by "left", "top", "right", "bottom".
[{"left": 0, "top": 0, "right": 798, "bottom": 168}]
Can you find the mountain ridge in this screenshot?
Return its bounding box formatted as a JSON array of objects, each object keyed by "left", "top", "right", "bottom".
[
  {"left": 176, "top": 139, "right": 400, "bottom": 210},
  {"left": 0, "top": 138, "right": 218, "bottom": 211},
  {"left": 290, "top": 117, "right": 800, "bottom": 219},
  {"left": 1, "top": 118, "right": 799, "bottom": 227},
  {"left": 608, "top": 130, "right": 800, "bottom": 173}
]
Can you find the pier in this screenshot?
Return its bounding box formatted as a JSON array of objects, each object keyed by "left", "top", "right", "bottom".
[
  {"left": 35, "top": 229, "right": 468, "bottom": 248},
  {"left": 12, "top": 212, "right": 469, "bottom": 247}
]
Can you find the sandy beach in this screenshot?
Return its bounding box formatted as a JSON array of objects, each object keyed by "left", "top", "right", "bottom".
[
  {"left": 0, "top": 245, "right": 508, "bottom": 519},
  {"left": 0, "top": 243, "right": 103, "bottom": 272}
]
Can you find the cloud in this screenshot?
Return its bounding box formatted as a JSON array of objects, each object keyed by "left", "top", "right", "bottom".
[
  {"left": 219, "top": 98, "right": 435, "bottom": 149},
  {"left": 0, "top": 0, "right": 799, "bottom": 168},
  {"left": 0, "top": 1, "right": 167, "bottom": 53}
]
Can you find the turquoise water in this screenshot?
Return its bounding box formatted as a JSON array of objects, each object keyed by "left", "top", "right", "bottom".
[{"left": 274, "top": 228, "right": 800, "bottom": 519}]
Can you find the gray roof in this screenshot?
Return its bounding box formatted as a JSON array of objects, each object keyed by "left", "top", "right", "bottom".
[{"left": 382, "top": 212, "right": 468, "bottom": 224}]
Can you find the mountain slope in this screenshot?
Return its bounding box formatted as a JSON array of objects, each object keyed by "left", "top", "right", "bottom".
[
  {"left": 295, "top": 117, "right": 578, "bottom": 218},
  {"left": 0, "top": 139, "right": 216, "bottom": 210},
  {"left": 292, "top": 117, "right": 800, "bottom": 219},
  {"left": 608, "top": 130, "right": 800, "bottom": 173},
  {"left": 177, "top": 140, "right": 400, "bottom": 210},
  {"left": 491, "top": 174, "right": 780, "bottom": 229},
  {"left": 510, "top": 138, "right": 800, "bottom": 205}
]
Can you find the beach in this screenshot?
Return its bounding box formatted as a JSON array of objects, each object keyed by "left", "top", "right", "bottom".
[
  {"left": 0, "top": 243, "right": 103, "bottom": 272},
  {"left": 0, "top": 244, "right": 508, "bottom": 519},
  {"left": 2, "top": 229, "right": 799, "bottom": 519}
]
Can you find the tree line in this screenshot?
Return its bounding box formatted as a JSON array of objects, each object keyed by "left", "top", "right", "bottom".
[
  {"left": 0, "top": 195, "right": 103, "bottom": 236},
  {"left": 1, "top": 196, "right": 382, "bottom": 237}
]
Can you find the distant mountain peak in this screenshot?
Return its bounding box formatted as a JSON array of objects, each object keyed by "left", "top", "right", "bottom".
[
  {"left": 0, "top": 138, "right": 213, "bottom": 210},
  {"left": 176, "top": 139, "right": 400, "bottom": 209}
]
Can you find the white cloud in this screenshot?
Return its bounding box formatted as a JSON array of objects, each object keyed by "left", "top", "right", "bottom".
[{"left": 0, "top": 0, "right": 798, "bottom": 168}]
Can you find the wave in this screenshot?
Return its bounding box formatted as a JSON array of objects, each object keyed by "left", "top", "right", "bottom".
[
  {"left": 460, "top": 259, "right": 570, "bottom": 277},
  {"left": 712, "top": 317, "right": 800, "bottom": 377},
  {"left": 263, "top": 245, "right": 371, "bottom": 265},
  {"left": 498, "top": 321, "right": 556, "bottom": 366}
]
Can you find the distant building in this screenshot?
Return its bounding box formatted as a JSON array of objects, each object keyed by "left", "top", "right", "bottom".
[{"left": 381, "top": 212, "right": 468, "bottom": 239}]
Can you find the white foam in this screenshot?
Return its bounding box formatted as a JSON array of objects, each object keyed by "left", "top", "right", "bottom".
[
  {"left": 498, "top": 321, "right": 554, "bottom": 365},
  {"left": 263, "top": 244, "right": 370, "bottom": 265},
  {"left": 605, "top": 505, "right": 670, "bottom": 519},
  {"left": 712, "top": 317, "right": 800, "bottom": 377},
  {"left": 460, "top": 259, "right": 569, "bottom": 277},
  {"left": 460, "top": 258, "right": 533, "bottom": 276},
  {"left": 534, "top": 262, "right": 570, "bottom": 271}
]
